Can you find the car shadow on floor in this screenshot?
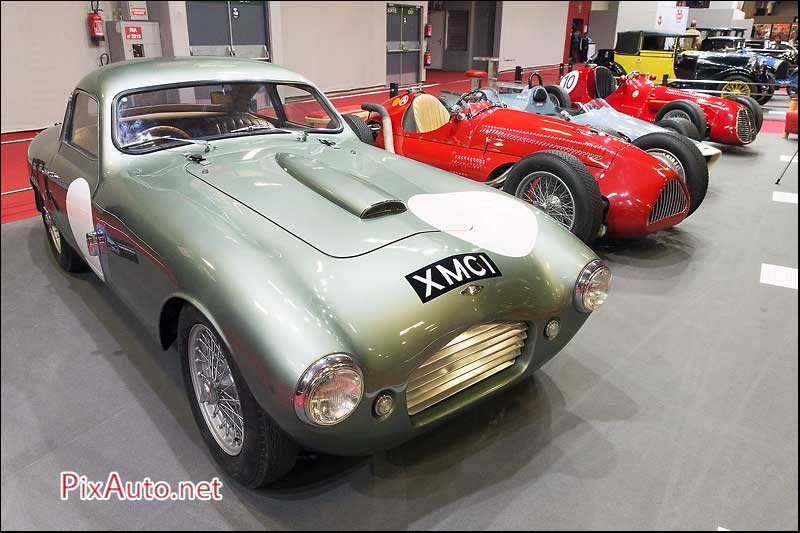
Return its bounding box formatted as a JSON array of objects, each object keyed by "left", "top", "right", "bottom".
[
  {"left": 595, "top": 228, "right": 697, "bottom": 275},
  {"left": 26, "top": 224, "right": 639, "bottom": 530}
]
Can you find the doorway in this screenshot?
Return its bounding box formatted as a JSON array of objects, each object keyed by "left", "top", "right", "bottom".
[
  {"left": 387, "top": 4, "right": 422, "bottom": 86},
  {"left": 186, "top": 0, "right": 270, "bottom": 60},
  {"left": 428, "top": 10, "right": 445, "bottom": 70}
]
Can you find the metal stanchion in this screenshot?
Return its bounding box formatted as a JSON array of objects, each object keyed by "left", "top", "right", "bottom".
[
  {"left": 559, "top": 63, "right": 564, "bottom": 77},
  {"left": 662, "top": 74, "right": 669, "bottom": 86},
  {"left": 514, "top": 66, "right": 523, "bottom": 83},
  {"left": 389, "top": 83, "right": 399, "bottom": 98}
]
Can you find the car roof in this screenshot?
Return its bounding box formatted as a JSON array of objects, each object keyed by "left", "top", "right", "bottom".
[
  {"left": 76, "top": 56, "right": 313, "bottom": 99},
  {"left": 619, "top": 30, "right": 697, "bottom": 38}
]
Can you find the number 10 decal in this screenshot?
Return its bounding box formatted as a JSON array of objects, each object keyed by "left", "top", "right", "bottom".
[{"left": 560, "top": 71, "right": 580, "bottom": 93}]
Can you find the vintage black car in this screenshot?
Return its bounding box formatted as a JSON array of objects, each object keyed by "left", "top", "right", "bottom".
[
  {"left": 697, "top": 37, "right": 792, "bottom": 102},
  {"left": 592, "top": 31, "right": 774, "bottom": 104}
]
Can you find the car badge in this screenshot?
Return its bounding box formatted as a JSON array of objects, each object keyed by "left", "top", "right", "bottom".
[{"left": 461, "top": 284, "right": 484, "bottom": 296}]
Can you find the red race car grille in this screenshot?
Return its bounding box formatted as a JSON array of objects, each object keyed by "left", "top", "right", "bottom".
[
  {"left": 736, "top": 107, "right": 756, "bottom": 144},
  {"left": 648, "top": 179, "right": 688, "bottom": 225}
]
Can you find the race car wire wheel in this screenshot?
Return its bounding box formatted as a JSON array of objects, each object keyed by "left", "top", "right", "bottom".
[
  {"left": 518, "top": 171, "right": 576, "bottom": 230},
  {"left": 646, "top": 148, "right": 686, "bottom": 181},
  {"left": 188, "top": 324, "right": 244, "bottom": 456}
]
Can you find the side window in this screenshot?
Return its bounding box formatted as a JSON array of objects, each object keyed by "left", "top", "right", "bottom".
[
  {"left": 66, "top": 92, "right": 99, "bottom": 158},
  {"left": 616, "top": 32, "right": 641, "bottom": 55}
]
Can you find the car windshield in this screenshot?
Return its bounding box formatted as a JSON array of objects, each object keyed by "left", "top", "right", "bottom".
[
  {"left": 116, "top": 82, "right": 340, "bottom": 153},
  {"left": 582, "top": 99, "right": 611, "bottom": 111}
]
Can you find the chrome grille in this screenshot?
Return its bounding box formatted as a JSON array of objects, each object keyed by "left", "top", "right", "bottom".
[
  {"left": 736, "top": 107, "right": 755, "bottom": 144},
  {"left": 406, "top": 322, "right": 528, "bottom": 416},
  {"left": 648, "top": 179, "right": 688, "bottom": 225}
]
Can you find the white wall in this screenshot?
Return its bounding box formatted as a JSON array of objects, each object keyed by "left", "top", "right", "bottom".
[
  {"left": 1, "top": 1, "right": 115, "bottom": 132},
  {"left": 615, "top": 1, "right": 663, "bottom": 33},
  {"left": 497, "top": 1, "right": 569, "bottom": 71},
  {"left": 271, "top": 1, "right": 427, "bottom": 93}
]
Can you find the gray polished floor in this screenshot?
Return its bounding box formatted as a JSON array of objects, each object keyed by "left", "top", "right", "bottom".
[{"left": 2, "top": 132, "right": 797, "bottom": 530}]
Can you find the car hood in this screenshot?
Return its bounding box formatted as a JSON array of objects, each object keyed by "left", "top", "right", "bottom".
[
  {"left": 472, "top": 106, "right": 629, "bottom": 170},
  {"left": 185, "top": 139, "right": 493, "bottom": 258}
]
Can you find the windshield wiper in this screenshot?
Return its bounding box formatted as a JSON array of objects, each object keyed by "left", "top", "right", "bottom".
[
  {"left": 123, "top": 136, "right": 213, "bottom": 152},
  {"left": 229, "top": 124, "right": 293, "bottom": 134}
]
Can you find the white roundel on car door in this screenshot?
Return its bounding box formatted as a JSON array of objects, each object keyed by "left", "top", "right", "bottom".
[
  {"left": 560, "top": 71, "right": 580, "bottom": 93},
  {"left": 66, "top": 177, "right": 104, "bottom": 281},
  {"left": 408, "top": 191, "right": 538, "bottom": 257}
]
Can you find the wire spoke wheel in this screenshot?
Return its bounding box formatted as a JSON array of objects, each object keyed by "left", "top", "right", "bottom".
[
  {"left": 517, "top": 171, "right": 576, "bottom": 230},
  {"left": 44, "top": 211, "right": 62, "bottom": 254},
  {"left": 662, "top": 109, "right": 691, "bottom": 122},
  {"left": 188, "top": 324, "right": 244, "bottom": 456},
  {"left": 721, "top": 81, "right": 751, "bottom": 97},
  {"left": 646, "top": 148, "right": 686, "bottom": 181}
]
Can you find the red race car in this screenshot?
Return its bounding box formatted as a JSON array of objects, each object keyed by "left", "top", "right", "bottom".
[
  {"left": 359, "top": 88, "right": 706, "bottom": 245},
  {"left": 559, "top": 66, "right": 762, "bottom": 145}
]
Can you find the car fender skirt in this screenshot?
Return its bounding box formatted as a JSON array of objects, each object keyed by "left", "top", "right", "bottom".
[{"left": 276, "top": 153, "right": 407, "bottom": 219}]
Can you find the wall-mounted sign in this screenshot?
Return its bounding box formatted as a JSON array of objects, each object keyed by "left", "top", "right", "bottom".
[
  {"left": 125, "top": 26, "right": 143, "bottom": 40},
  {"left": 130, "top": 7, "right": 147, "bottom": 17}
]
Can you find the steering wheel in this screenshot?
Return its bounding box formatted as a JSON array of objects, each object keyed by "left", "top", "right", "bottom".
[
  {"left": 455, "top": 89, "right": 490, "bottom": 108},
  {"left": 138, "top": 125, "right": 190, "bottom": 141}
]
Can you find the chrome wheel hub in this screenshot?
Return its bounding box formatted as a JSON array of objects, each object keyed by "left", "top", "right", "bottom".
[
  {"left": 647, "top": 148, "right": 686, "bottom": 181},
  {"left": 188, "top": 324, "right": 244, "bottom": 456},
  {"left": 517, "top": 171, "right": 576, "bottom": 230},
  {"left": 44, "top": 211, "right": 62, "bottom": 254}
]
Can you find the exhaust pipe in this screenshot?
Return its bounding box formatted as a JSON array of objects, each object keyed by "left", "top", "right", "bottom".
[{"left": 360, "top": 103, "right": 394, "bottom": 154}]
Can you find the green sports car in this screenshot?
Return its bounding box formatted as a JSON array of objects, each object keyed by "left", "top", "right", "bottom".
[{"left": 27, "top": 57, "right": 611, "bottom": 486}]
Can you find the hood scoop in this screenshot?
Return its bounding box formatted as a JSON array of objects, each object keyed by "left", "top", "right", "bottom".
[{"left": 276, "top": 153, "right": 406, "bottom": 219}]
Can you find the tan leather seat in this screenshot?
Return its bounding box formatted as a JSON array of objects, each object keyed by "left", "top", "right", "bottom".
[{"left": 411, "top": 94, "right": 451, "bottom": 133}]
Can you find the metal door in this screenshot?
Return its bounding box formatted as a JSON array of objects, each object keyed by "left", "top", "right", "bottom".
[
  {"left": 387, "top": 4, "right": 422, "bottom": 86},
  {"left": 187, "top": 0, "right": 270, "bottom": 60}
]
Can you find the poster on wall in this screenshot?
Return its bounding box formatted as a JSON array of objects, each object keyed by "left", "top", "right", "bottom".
[{"left": 654, "top": 4, "right": 690, "bottom": 33}]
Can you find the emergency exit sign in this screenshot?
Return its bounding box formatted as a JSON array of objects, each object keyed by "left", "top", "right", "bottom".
[{"left": 125, "top": 26, "right": 143, "bottom": 40}]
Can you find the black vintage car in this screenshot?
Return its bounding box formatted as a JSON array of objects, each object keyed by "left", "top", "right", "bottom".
[
  {"left": 697, "top": 37, "right": 792, "bottom": 103},
  {"left": 592, "top": 31, "right": 774, "bottom": 104}
]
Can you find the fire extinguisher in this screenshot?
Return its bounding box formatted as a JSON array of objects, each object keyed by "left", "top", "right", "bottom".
[
  {"left": 88, "top": 2, "right": 104, "bottom": 41},
  {"left": 424, "top": 22, "right": 433, "bottom": 38},
  {"left": 424, "top": 50, "right": 432, "bottom": 67}
]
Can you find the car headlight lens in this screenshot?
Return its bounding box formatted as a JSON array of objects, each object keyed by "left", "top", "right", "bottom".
[
  {"left": 574, "top": 260, "right": 612, "bottom": 313},
  {"left": 295, "top": 354, "right": 364, "bottom": 426}
]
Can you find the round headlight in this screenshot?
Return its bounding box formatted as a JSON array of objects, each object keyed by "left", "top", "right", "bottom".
[
  {"left": 295, "top": 355, "right": 364, "bottom": 426},
  {"left": 574, "top": 260, "right": 612, "bottom": 313}
]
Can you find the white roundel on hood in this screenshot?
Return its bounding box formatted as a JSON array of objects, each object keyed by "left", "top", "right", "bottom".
[{"left": 408, "top": 190, "right": 538, "bottom": 257}]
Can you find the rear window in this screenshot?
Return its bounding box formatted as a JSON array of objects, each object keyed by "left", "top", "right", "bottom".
[{"left": 616, "top": 32, "right": 641, "bottom": 55}]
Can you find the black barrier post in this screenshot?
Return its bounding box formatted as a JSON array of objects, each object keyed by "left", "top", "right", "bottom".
[
  {"left": 559, "top": 63, "right": 564, "bottom": 77},
  {"left": 389, "top": 82, "right": 399, "bottom": 98},
  {"left": 568, "top": 62, "right": 573, "bottom": 72},
  {"left": 514, "top": 66, "right": 523, "bottom": 83},
  {"left": 662, "top": 74, "right": 669, "bottom": 86}
]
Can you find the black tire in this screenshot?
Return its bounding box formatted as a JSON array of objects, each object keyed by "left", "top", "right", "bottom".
[
  {"left": 608, "top": 62, "right": 626, "bottom": 77},
  {"left": 728, "top": 94, "right": 763, "bottom": 132},
  {"left": 654, "top": 117, "right": 702, "bottom": 142},
  {"left": 502, "top": 150, "right": 603, "bottom": 245},
  {"left": 179, "top": 306, "right": 298, "bottom": 488},
  {"left": 633, "top": 131, "right": 708, "bottom": 217},
  {"left": 40, "top": 202, "right": 87, "bottom": 273},
  {"left": 544, "top": 84, "right": 571, "bottom": 108},
  {"left": 342, "top": 114, "right": 374, "bottom": 145},
  {"left": 754, "top": 73, "right": 775, "bottom": 105},
  {"left": 655, "top": 100, "right": 708, "bottom": 139}
]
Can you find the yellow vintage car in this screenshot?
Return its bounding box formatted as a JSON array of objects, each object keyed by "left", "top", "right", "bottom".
[{"left": 611, "top": 31, "right": 699, "bottom": 80}]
